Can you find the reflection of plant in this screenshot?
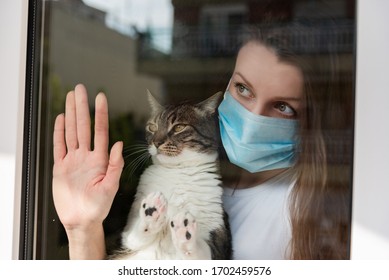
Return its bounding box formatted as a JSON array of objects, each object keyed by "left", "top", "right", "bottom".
[
  {"left": 51, "top": 74, "right": 68, "bottom": 117},
  {"left": 105, "top": 111, "right": 151, "bottom": 247},
  {"left": 109, "top": 113, "right": 150, "bottom": 188}
]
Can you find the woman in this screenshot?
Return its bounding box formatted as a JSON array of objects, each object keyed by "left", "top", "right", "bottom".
[
  {"left": 218, "top": 32, "right": 351, "bottom": 259},
  {"left": 52, "top": 29, "right": 351, "bottom": 260}
]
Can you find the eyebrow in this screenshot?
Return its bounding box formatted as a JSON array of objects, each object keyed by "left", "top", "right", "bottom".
[{"left": 234, "top": 72, "right": 255, "bottom": 92}]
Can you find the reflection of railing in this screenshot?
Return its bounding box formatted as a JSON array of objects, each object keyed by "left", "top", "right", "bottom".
[
  {"left": 139, "top": 21, "right": 355, "bottom": 59},
  {"left": 171, "top": 25, "right": 244, "bottom": 58},
  {"left": 285, "top": 22, "right": 355, "bottom": 54}
]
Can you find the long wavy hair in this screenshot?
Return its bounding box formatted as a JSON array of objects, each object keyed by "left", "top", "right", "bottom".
[{"left": 239, "top": 22, "right": 353, "bottom": 259}]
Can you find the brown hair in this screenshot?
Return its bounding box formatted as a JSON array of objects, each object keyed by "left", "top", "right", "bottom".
[{"left": 242, "top": 23, "right": 353, "bottom": 259}]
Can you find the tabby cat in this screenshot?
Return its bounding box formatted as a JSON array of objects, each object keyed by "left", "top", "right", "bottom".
[{"left": 111, "top": 91, "right": 232, "bottom": 260}]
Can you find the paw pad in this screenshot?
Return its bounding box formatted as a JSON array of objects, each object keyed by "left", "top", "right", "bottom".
[
  {"left": 139, "top": 192, "right": 167, "bottom": 233},
  {"left": 170, "top": 212, "right": 197, "bottom": 255}
]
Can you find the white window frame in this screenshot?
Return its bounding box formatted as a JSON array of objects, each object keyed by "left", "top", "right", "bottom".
[
  {"left": 0, "top": 0, "right": 28, "bottom": 259},
  {"left": 351, "top": 0, "right": 389, "bottom": 259}
]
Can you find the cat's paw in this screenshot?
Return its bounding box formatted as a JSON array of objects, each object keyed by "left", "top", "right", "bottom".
[
  {"left": 170, "top": 212, "right": 197, "bottom": 256},
  {"left": 140, "top": 192, "right": 167, "bottom": 234}
]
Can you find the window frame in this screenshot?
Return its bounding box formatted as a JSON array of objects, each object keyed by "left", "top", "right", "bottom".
[{"left": 2, "top": 0, "right": 389, "bottom": 260}]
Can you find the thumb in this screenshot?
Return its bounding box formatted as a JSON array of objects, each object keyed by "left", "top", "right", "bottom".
[{"left": 102, "top": 141, "right": 124, "bottom": 193}]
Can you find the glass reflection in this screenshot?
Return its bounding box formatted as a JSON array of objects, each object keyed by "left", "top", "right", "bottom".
[{"left": 35, "top": 0, "right": 355, "bottom": 259}]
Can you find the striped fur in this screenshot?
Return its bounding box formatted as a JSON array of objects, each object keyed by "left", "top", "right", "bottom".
[{"left": 111, "top": 92, "right": 232, "bottom": 260}]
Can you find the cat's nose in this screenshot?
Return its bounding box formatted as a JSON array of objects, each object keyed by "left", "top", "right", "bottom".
[{"left": 153, "top": 140, "right": 164, "bottom": 148}]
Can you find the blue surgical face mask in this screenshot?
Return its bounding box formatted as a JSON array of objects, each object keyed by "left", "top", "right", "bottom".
[{"left": 218, "top": 91, "right": 299, "bottom": 173}]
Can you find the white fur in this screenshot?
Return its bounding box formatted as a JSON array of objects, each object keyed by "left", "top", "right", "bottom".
[{"left": 117, "top": 148, "right": 224, "bottom": 260}]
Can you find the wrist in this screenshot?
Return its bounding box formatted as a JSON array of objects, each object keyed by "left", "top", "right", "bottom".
[{"left": 65, "top": 222, "right": 106, "bottom": 260}]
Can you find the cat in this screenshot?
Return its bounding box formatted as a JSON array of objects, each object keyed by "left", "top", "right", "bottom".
[{"left": 110, "top": 90, "right": 232, "bottom": 260}]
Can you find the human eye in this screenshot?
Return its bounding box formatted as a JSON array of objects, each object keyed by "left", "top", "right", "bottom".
[
  {"left": 234, "top": 82, "right": 253, "bottom": 98},
  {"left": 274, "top": 102, "right": 297, "bottom": 118}
]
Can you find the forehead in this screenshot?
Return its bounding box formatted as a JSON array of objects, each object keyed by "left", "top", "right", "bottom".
[{"left": 235, "top": 42, "right": 303, "bottom": 99}]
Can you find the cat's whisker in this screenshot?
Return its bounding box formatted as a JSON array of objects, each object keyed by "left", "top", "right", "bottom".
[
  {"left": 124, "top": 151, "right": 147, "bottom": 160},
  {"left": 123, "top": 142, "right": 149, "bottom": 150},
  {"left": 126, "top": 152, "right": 149, "bottom": 168},
  {"left": 123, "top": 149, "right": 152, "bottom": 183},
  {"left": 124, "top": 145, "right": 148, "bottom": 152},
  {"left": 123, "top": 144, "right": 149, "bottom": 158},
  {"left": 126, "top": 162, "right": 147, "bottom": 183}
]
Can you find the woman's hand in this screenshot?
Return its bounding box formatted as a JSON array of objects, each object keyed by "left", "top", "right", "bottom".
[{"left": 52, "top": 84, "right": 124, "bottom": 259}]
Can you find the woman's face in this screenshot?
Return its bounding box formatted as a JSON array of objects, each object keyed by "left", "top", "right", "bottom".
[{"left": 228, "top": 42, "right": 304, "bottom": 119}]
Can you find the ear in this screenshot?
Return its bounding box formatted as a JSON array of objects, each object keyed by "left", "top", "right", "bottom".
[
  {"left": 147, "top": 89, "right": 163, "bottom": 115},
  {"left": 197, "top": 91, "right": 223, "bottom": 114}
]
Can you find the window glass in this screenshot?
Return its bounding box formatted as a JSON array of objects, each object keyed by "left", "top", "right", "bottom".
[{"left": 26, "top": 0, "right": 356, "bottom": 259}]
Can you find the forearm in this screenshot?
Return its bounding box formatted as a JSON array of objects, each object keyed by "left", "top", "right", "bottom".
[{"left": 65, "top": 223, "right": 106, "bottom": 260}]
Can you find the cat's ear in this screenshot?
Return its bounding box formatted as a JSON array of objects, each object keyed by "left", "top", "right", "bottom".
[
  {"left": 197, "top": 91, "right": 223, "bottom": 114},
  {"left": 147, "top": 89, "right": 163, "bottom": 115}
]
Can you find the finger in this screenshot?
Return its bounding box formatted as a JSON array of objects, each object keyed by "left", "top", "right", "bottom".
[
  {"left": 65, "top": 90, "right": 78, "bottom": 150},
  {"left": 75, "top": 84, "right": 91, "bottom": 150},
  {"left": 94, "top": 92, "right": 109, "bottom": 153},
  {"left": 101, "top": 141, "right": 124, "bottom": 193},
  {"left": 53, "top": 113, "right": 66, "bottom": 162}
]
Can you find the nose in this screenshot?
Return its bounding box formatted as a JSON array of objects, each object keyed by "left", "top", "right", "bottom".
[
  {"left": 153, "top": 141, "right": 163, "bottom": 148},
  {"left": 245, "top": 100, "right": 266, "bottom": 116},
  {"left": 229, "top": 92, "right": 268, "bottom": 116},
  {"left": 153, "top": 139, "right": 164, "bottom": 148}
]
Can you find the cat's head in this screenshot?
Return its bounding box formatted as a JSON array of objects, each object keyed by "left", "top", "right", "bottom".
[{"left": 145, "top": 90, "right": 222, "bottom": 164}]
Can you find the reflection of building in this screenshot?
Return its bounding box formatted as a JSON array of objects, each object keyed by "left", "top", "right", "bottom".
[
  {"left": 137, "top": 0, "right": 355, "bottom": 102},
  {"left": 38, "top": 0, "right": 163, "bottom": 259},
  {"left": 44, "top": 0, "right": 162, "bottom": 120}
]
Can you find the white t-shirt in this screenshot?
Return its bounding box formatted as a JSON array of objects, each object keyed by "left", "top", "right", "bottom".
[{"left": 222, "top": 170, "right": 294, "bottom": 260}]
